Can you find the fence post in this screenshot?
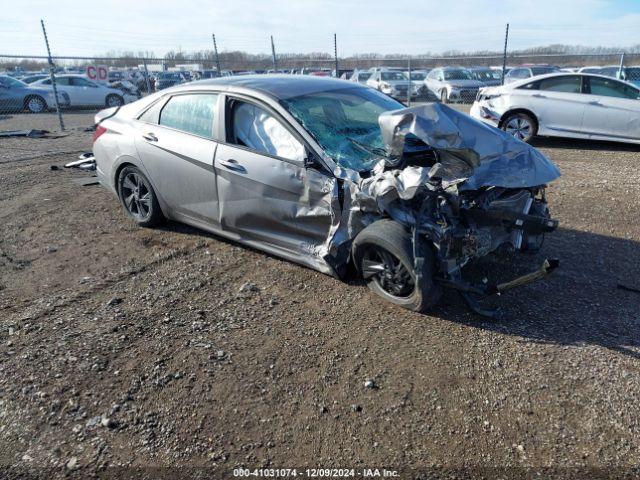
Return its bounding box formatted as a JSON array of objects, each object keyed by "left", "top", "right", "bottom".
[
  {"left": 270, "top": 35, "right": 278, "bottom": 71},
  {"left": 40, "top": 19, "right": 64, "bottom": 131},
  {"left": 142, "top": 58, "right": 152, "bottom": 94},
  {"left": 212, "top": 33, "right": 222, "bottom": 75},
  {"left": 501, "top": 23, "right": 509, "bottom": 86},
  {"left": 407, "top": 57, "right": 412, "bottom": 106},
  {"left": 619, "top": 52, "right": 626, "bottom": 80},
  {"left": 334, "top": 33, "right": 339, "bottom": 77}
]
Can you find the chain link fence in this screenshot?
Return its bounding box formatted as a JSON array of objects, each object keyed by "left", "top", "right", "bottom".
[{"left": 1, "top": 47, "right": 639, "bottom": 132}]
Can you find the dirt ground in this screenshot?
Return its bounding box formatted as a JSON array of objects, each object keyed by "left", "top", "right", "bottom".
[{"left": 1, "top": 109, "right": 640, "bottom": 480}]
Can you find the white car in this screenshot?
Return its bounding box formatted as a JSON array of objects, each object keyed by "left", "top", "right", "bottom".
[
  {"left": 471, "top": 72, "right": 640, "bottom": 144},
  {"left": 30, "top": 74, "right": 138, "bottom": 107}
]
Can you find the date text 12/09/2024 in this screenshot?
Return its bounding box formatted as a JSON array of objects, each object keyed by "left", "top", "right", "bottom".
[{"left": 233, "top": 468, "right": 400, "bottom": 477}]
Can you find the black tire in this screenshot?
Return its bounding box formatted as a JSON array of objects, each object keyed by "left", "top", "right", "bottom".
[
  {"left": 352, "top": 219, "right": 442, "bottom": 312},
  {"left": 440, "top": 89, "right": 448, "bottom": 104},
  {"left": 501, "top": 112, "right": 538, "bottom": 143},
  {"left": 106, "top": 94, "right": 124, "bottom": 108},
  {"left": 117, "top": 166, "right": 164, "bottom": 227},
  {"left": 24, "top": 95, "right": 47, "bottom": 113}
]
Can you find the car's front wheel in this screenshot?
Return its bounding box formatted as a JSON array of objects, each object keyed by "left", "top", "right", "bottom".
[
  {"left": 106, "top": 94, "right": 124, "bottom": 107},
  {"left": 24, "top": 95, "right": 47, "bottom": 113},
  {"left": 440, "top": 89, "right": 448, "bottom": 104},
  {"left": 352, "top": 220, "right": 442, "bottom": 312},
  {"left": 117, "top": 166, "right": 164, "bottom": 227},
  {"left": 502, "top": 112, "right": 537, "bottom": 143}
]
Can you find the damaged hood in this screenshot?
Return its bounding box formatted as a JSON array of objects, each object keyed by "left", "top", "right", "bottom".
[{"left": 378, "top": 103, "right": 561, "bottom": 191}]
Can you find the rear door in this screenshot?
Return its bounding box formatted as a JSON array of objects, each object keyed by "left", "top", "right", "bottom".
[
  {"left": 215, "top": 95, "right": 334, "bottom": 255},
  {"left": 134, "top": 92, "right": 221, "bottom": 226},
  {"left": 581, "top": 76, "right": 640, "bottom": 141}
]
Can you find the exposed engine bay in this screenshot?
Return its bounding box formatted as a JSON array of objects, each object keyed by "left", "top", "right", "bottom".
[{"left": 327, "top": 103, "right": 561, "bottom": 315}]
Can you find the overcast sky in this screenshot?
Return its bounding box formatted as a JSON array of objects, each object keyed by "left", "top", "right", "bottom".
[{"left": 3, "top": 0, "right": 640, "bottom": 57}]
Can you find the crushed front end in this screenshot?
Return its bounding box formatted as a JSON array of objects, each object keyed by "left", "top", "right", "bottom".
[{"left": 331, "top": 103, "right": 562, "bottom": 315}]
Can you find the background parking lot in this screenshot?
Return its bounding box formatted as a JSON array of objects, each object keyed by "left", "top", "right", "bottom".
[{"left": 1, "top": 105, "right": 639, "bottom": 478}]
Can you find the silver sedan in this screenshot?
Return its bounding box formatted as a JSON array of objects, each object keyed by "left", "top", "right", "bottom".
[{"left": 93, "top": 76, "right": 559, "bottom": 314}]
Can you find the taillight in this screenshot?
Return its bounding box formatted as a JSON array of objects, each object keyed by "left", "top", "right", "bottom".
[{"left": 92, "top": 125, "right": 107, "bottom": 143}]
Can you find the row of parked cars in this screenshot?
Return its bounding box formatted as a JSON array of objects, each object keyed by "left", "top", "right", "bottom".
[{"left": 345, "top": 66, "right": 502, "bottom": 102}]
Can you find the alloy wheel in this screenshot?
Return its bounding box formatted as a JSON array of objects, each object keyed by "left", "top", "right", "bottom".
[
  {"left": 121, "top": 172, "right": 152, "bottom": 221},
  {"left": 27, "top": 97, "right": 45, "bottom": 113},
  {"left": 505, "top": 117, "right": 533, "bottom": 141},
  {"left": 362, "top": 246, "right": 415, "bottom": 298}
]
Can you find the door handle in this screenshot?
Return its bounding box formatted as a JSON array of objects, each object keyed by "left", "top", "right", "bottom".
[
  {"left": 588, "top": 100, "right": 602, "bottom": 106},
  {"left": 142, "top": 132, "right": 158, "bottom": 142},
  {"left": 532, "top": 94, "right": 546, "bottom": 98},
  {"left": 219, "top": 158, "right": 247, "bottom": 173}
]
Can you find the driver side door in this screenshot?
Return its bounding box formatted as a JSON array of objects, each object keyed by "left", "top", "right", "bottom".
[{"left": 215, "top": 95, "right": 335, "bottom": 257}]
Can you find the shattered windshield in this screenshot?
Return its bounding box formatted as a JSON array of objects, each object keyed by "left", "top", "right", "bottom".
[{"left": 281, "top": 87, "right": 404, "bottom": 171}]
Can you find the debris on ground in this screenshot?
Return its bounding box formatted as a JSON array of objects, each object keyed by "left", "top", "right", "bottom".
[
  {"left": 65, "top": 152, "right": 95, "bottom": 170},
  {"left": 617, "top": 283, "right": 640, "bottom": 294},
  {"left": 0, "top": 129, "right": 66, "bottom": 139}
]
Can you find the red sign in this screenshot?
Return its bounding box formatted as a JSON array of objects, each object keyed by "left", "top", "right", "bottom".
[{"left": 86, "top": 65, "right": 108, "bottom": 82}]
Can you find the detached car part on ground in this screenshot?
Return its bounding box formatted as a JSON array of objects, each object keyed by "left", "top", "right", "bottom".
[{"left": 93, "top": 76, "right": 560, "bottom": 315}]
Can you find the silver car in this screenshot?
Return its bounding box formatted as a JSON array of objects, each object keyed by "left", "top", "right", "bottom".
[
  {"left": 424, "top": 67, "right": 484, "bottom": 103},
  {"left": 93, "top": 76, "right": 560, "bottom": 315},
  {"left": 366, "top": 70, "right": 410, "bottom": 99}
]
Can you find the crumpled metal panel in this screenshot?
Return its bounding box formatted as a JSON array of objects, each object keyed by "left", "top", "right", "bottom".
[{"left": 378, "top": 103, "right": 561, "bottom": 191}]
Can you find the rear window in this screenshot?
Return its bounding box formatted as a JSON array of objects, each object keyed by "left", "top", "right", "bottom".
[
  {"left": 588, "top": 77, "right": 639, "bottom": 100},
  {"left": 159, "top": 93, "right": 218, "bottom": 138}
]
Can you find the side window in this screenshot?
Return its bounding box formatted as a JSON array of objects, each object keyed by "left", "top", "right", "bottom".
[
  {"left": 537, "top": 76, "right": 581, "bottom": 93},
  {"left": 72, "top": 77, "right": 96, "bottom": 87},
  {"left": 159, "top": 93, "right": 217, "bottom": 138},
  {"left": 517, "top": 81, "right": 540, "bottom": 90},
  {"left": 41, "top": 79, "right": 52, "bottom": 85},
  {"left": 588, "top": 77, "right": 640, "bottom": 100},
  {"left": 228, "top": 100, "right": 305, "bottom": 162},
  {"left": 55, "top": 77, "right": 71, "bottom": 86},
  {"left": 138, "top": 98, "right": 167, "bottom": 123}
]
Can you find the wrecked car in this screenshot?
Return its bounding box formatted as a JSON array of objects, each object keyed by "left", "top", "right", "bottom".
[{"left": 93, "top": 76, "right": 560, "bottom": 314}]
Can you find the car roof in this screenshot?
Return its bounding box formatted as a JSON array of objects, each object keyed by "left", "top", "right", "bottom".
[
  {"left": 504, "top": 71, "right": 640, "bottom": 89},
  {"left": 179, "top": 74, "right": 366, "bottom": 100}
]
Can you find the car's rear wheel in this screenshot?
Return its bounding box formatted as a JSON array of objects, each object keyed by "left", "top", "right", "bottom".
[
  {"left": 117, "top": 166, "right": 164, "bottom": 227},
  {"left": 24, "top": 95, "right": 47, "bottom": 113},
  {"left": 353, "top": 220, "right": 442, "bottom": 312},
  {"left": 502, "top": 112, "right": 537, "bottom": 143},
  {"left": 106, "top": 94, "right": 124, "bottom": 107}
]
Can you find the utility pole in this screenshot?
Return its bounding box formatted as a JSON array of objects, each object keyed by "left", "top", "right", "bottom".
[
  {"left": 270, "top": 35, "right": 277, "bottom": 71},
  {"left": 501, "top": 23, "right": 509, "bottom": 86},
  {"left": 40, "top": 19, "right": 64, "bottom": 131},
  {"left": 212, "top": 33, "right": 221, "bottom": 75},
  {"left": 334, "top": 33, "right": 339, "bottom": 77},
  {"left": 142, "top": 57, "right": 152, "bottom": 94}
]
